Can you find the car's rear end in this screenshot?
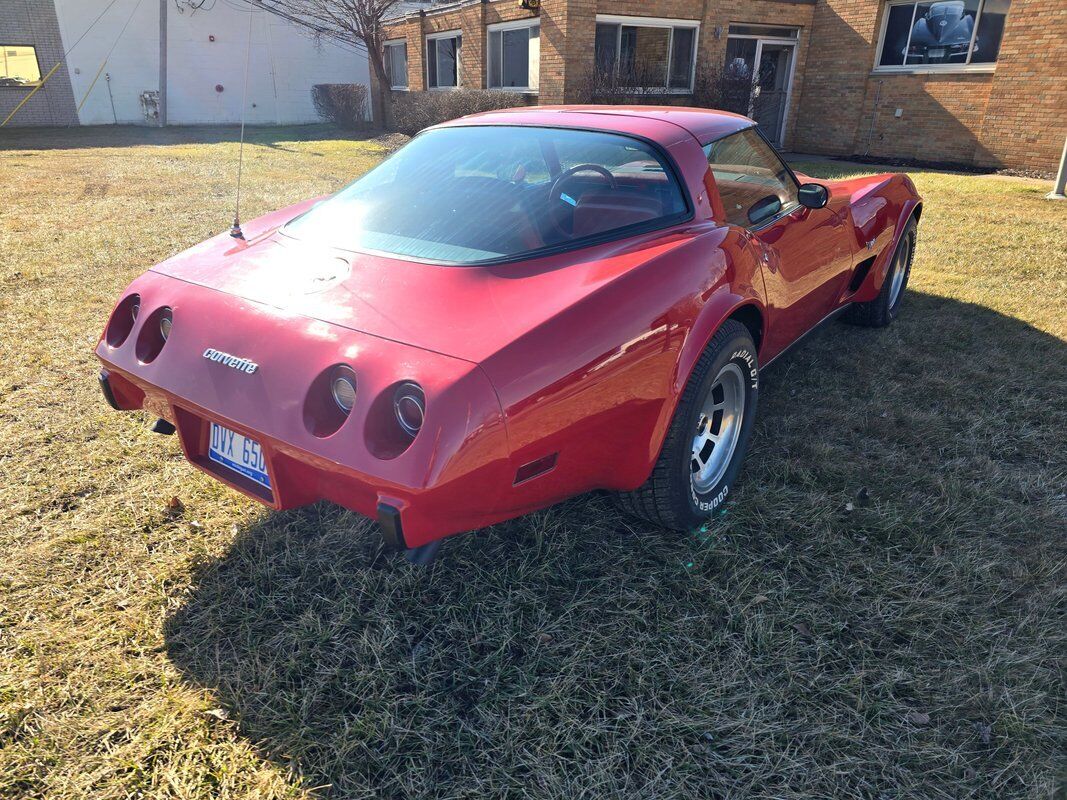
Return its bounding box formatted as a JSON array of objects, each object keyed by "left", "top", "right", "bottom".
[{"left": 97, "top": 267, "right": 512, "bottom": 549}]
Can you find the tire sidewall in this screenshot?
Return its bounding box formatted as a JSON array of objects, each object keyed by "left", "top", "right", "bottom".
[
  {"left": 681, "top": 332, "right": 759, "bottom": 521},
  {"left": 887, "top": 222, "right": 916, "bottom": 320}
]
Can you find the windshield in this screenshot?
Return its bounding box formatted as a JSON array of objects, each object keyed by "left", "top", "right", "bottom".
[{"left": 283, "top": 125, "right": 689, "bottom": 264}]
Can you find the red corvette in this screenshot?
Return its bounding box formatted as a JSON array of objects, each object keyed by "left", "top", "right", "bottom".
[{"left": 96, "top": 107, "right": 921, "bottom": 561}]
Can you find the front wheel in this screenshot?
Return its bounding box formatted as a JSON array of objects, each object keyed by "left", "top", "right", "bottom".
[
  {"left": 845, "top": 217, "right": 917, "bottom": 328},
  {"left": 618, "top": 320, "right": 759, "bottom": 530}
]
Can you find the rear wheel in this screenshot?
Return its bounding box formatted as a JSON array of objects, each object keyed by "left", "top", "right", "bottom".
[
  {"left": 618, "top": 320, "right": 759, "bottom": 530},
  {"left": 845, "top": 217, "right": 917, "bottom": 327}
]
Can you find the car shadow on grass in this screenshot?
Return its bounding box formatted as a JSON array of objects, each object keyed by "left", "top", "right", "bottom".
[{"left": 163, "top": 292, "right": 1065, "bottom": 798}]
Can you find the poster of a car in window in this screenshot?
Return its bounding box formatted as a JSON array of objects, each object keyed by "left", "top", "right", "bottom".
[
  {"left": 884, "top": 0, "right": 1009, "bottom": 66},
  {"left": 906, "top": 1, "right": 976, "bottom": 62}
]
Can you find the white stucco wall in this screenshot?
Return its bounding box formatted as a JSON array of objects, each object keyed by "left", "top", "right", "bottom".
[
  {"left": 54, "top": 0, "right": 369, "bottom": 126},
  {"left": 54, "top": 0, "right": 159, "bottom": 125}
]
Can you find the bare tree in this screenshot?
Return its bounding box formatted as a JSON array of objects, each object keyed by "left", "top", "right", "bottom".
[{"left": 252, "top": 0, "right": 405, "bottom": 126}]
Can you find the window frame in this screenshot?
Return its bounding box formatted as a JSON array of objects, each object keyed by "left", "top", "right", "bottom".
[
  {"left": 0, "top": 43, "right": 43, "bottom": 88},
  {"left": 872, "top": 0, "right": 1004, "bottom": 74},
  {"left": 425, "top": 29, "right": 462, "bottom": 90},
  {"left": 594, "top": 14, "right": 701, "bottom": 94},
  {"left": 702, "top": 125, "right": 803, "bottom": 231},
  {"left": 486, "top": 19, "right": 540, "bottom": 93},
  {"left": 384, "top": 39, "right": 408, "bottom": 91}
]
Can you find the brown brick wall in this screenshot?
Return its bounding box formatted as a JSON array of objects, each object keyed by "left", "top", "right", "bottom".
[
  {"left": 795, "top": 0, "right": 1067, "bottom": 170},
  {"left": 381, "top": 0, "right": 1066, "bottom": 172},
  {"left": 852, "top": 73, "right": 995, "bottom": 164},
  {"left": 792, "top": 0, "right": 877, "bottom": 155},
  {"left": 382, "top": 0, "right": 539, "bottom": 94},
  {"left": 540, "top": 0, "right": 597, "bottom": 104},
  {"left": 975, "top": 0, "right": 1067, "bottom": 171}
]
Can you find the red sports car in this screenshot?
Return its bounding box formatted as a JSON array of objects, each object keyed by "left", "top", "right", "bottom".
[{"left": 96, "top": 106, "right": 921, "bottom": 562}]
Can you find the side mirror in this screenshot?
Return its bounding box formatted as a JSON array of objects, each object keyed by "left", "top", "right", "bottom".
[
  {"left": 798, "top": 183, "right": 829, "bottom": 209},
  {"left": 748, "top": 195, "right": 783, "bottom": 225}
]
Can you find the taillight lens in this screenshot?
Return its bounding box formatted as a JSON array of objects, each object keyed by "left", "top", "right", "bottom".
[
  {"left": 105, "top": 293, "right": 141, "bottom": 348},
  {"left": 135, "top": 306, "right": 173, "bottom": 363},
  {"left": 159, "top": 308, "right": 173, "bottom": 341},
  {"left": 394, "top": 382, "right": 425, "bottom": 437},
  {"left": 330, "top": 366, "right": 357, "bottom": 413}
]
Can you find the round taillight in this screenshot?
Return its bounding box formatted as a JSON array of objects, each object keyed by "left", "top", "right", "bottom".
[
  {"left": 135, "top": 306, "right": 173, "bottom": 363},
  {"left": 330, "top": 366, "right": 357, "bottom": 413},
  {"left": 394, "top": 382, "right": 425, "bottom": 437},
  {"left": 159, "top": 308, "right": 173, "bottom": 341},
  {"left": 106, "top": 293, "right": 141, "bottom": 348}
]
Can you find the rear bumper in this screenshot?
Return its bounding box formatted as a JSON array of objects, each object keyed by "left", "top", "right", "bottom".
[{"left": 100, "top": 364, "right": 515, "bottom": 546}]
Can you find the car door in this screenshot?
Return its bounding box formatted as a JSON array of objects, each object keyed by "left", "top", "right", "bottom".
[{"left": 704, "top": 129, "right": 854, "bottom": 359}]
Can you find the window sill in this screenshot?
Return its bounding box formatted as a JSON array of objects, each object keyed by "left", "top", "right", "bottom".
[
  {"left": 427, "top": 86, "right": 462, "bottom": 91},
  {"left": 604, "top": 88, "right": 694, "bottom": 95},
  {"left": 871, "top": 65, "right": 996, "bottom": 76},
  {"left": 487, "top": 87, "right": 539, "bottom": 94}
]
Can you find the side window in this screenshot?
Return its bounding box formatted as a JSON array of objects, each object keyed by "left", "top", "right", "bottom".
[{"left": 704, "top": 128, "right": 798, "bottom": 228}]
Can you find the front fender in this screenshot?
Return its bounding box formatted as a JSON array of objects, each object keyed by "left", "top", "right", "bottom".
[{"left": 849, "top": 174, "right": 922, "bottom": 303}]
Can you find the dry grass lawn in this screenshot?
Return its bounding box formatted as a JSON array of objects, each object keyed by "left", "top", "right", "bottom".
[{"left": 0, "top": 125, "right": 1064, "bottom": 799}]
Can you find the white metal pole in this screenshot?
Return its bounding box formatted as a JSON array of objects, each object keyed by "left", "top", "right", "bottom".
[
  {"left": 1048, "top": 135, "right": 1067, "bottom": 200},
  {"left": 158, "top": 0, "right": 167, "bottom": 126}
]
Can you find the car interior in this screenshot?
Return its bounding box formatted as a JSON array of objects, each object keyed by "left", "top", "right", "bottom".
[{"left": 289, "top": 129, "right": 691, "bottom": 262}]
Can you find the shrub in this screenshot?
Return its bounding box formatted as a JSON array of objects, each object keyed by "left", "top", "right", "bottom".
[
  {"left": 581, "top": 61, "right": 756, "bottom": 115},
  {"left": 390, "top": 89, "right": 526, "bottom": 135},
  {"left": 311, "top": 84, "right": 369, "bottom": 129}
]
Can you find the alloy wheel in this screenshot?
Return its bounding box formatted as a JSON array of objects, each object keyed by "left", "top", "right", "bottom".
[{"left": 691, "top": 362, "right": 746, "bottom": 494}]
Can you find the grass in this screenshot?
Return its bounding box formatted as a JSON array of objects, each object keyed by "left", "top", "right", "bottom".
[{"left": 0, "top": 124, "right": 1064, "bottom": 799}]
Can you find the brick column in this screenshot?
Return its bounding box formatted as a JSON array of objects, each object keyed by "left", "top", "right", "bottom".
[{"left": 539, "top": 0, "right": 596, "bottom": 104}]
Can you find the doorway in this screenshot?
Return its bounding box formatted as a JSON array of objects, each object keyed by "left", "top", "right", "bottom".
[{"left": 723, "top": 26, "right": 799, "bottom": 147}]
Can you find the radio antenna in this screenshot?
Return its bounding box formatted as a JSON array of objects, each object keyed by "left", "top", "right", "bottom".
[{"left": 230, "top": 0, "right": 256, "bottom": 239}]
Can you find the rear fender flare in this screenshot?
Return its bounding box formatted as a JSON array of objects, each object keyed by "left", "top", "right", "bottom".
[{"left": 640, "top": 292, "right": 765, "bottom": 479}]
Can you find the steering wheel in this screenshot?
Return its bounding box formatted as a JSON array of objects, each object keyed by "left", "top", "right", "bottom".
[{"left": 548, "top": 164, "right": 618, "bottom": 237}]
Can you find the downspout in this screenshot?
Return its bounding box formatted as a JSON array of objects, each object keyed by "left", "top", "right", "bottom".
[{"left": 864, "top": 80, "right": 882, "bottom": 157}]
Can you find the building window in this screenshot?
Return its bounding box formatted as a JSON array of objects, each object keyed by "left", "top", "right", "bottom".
[
  {"left": 426, "top": 31, "right": 461, "bottom": 89},
  {"left": 875, "top": 0, "right": 1011, "bottom": 71},
  {"left": 0, "top": 45, "right": 42, "bottom": 87},
  {"left": 488, "top": 21, "right": 539, "bottom": 91},
  {"left": 384, "top": 40, "right": 408, "bottom": 90},
  {"left": 594, "top": 16, "right": 699, "bottom": 93}
]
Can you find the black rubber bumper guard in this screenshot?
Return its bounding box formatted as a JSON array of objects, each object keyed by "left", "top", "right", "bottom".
[
  {"left": 376, "top": 502, "right": 406, "bottom": 551},
  {"left": 98, "top": 370, "right": 121, "bottom": 410}
]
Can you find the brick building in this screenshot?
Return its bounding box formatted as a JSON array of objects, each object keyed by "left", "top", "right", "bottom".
[{"left": 378, "top": 0, "right": 1067, "bottom": 172}]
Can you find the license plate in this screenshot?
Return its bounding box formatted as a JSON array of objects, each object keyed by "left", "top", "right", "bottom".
[
  {"left": 928, "top": 47, "right": 946, "bottom": 59},
  {"left": 208, "top": 422, "right": 271, "bottom": 490}
]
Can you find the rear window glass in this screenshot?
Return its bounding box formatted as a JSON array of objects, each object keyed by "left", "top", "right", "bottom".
[{"left": 283, "top": 126, "right": 689, "bottom": 264}]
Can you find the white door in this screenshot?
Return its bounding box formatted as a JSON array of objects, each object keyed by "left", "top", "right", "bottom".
[{"left": 723, "top": 31, "right": 798, "bottom": 147}]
